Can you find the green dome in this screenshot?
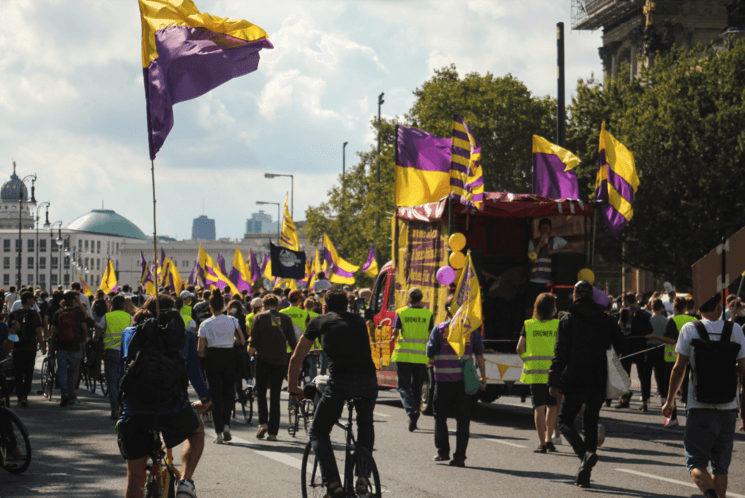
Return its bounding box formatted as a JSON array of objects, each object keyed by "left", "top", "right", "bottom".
[{"left": 66, "top": 209, "right": 148, "bottom": 240}]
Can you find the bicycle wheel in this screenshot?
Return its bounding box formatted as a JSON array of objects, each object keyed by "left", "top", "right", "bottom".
[
  {"left": 41, "top": 357, "right": 55, "bottom": 401},
  {"left": 37, "top": 357, "right": 48, "bottom": 397},
  {"left": 300, "top": 440, "right": 326, "bottom": 498},
  {"left": 242, "top": 387, "right": 253, "bottom": 424},
  {"left": 287, "top": 398, "right": 298, "bottom": 437},
  {"left": 301, "top": 399, "right": 314, "bottom": 437},
  {"left": 0, "top": 408, "right": 32, "bottom": 474},
  {"left": 352, "top": 447, "right": 382, "bottom": 498},
  {"left": 100, "top": 369, "right": 108, "bottom": 397}
]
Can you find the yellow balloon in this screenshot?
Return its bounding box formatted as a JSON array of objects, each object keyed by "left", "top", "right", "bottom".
[
  {"left": 449, "top": 251, "right": 465, "bottom": 270},
  {"left": 448, "top": 233, "right": 466, "bottom": 252},
  {"left": 528, "top": 252, "right": 537, "bottom": 261},
  {"left": 577, "top": 268, "right": 595, "bottom": 285}
]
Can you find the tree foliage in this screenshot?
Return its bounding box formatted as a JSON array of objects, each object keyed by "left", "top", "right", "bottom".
[{"left": 567, "top": 42, "right": 745, "bottom": 286}]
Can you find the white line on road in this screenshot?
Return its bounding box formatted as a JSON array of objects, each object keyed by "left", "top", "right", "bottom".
[
  {"left": 374, "top": 412, "right": 390, "bottom": 418},
  {"left": 615, "top": 469, "right": 745, "bottom": 498},
  {"left": 449, "top": 430, "right": 528, "bottom": 448},
  {"left": 228, "top": 435, "right": 304, "bottom": 470}
]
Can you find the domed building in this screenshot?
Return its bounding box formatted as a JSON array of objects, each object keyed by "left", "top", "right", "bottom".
[
  {"left": 0, "top": 164, "right": 35, "bottom": 229},
  {"left": 66, "top": 209, "right": 148, "bottom": 241}
]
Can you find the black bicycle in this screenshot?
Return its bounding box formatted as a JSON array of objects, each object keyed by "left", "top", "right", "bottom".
[
  {"left": 234, "top": 377, "right": 255, "bottom": 424},
  {"left": 288, "top": 393, "right": 314, "bottom": 438},
  {"left": 300, "top": 398, "right": 381, "bottom": 498},
  {"left": 37, "top": 348, "right": 56, "bottom": 401},
  {"left": 0, "top": 358, "right": 31, "bottom": 474}
]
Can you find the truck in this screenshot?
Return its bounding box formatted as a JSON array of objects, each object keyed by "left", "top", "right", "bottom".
[{"left": 364, "top": 192, "right": 594, "bottom": 413}]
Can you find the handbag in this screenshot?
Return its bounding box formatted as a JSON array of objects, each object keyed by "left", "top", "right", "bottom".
[
  {"left": 606, "top": 345, "right": 631, "bottom": 399},
  {"left": 461, "top": 356, "right": 482, "bottom": 395}
]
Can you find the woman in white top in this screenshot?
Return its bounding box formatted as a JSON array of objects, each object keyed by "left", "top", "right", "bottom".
[{"left": 198, "top": 293, "right": 245, "bottom": 444}]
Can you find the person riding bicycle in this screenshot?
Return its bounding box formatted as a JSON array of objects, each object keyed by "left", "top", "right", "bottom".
[
  {"left": 117, "top": 294, "right": 211, "bottom": 498},
  {"left": 288, "top": 289, "right": 378, "bottom": 497}
]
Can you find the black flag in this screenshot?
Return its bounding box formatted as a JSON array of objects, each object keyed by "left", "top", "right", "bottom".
[{"left": 269, "top": 241, "right": 306, "bottom": 280}]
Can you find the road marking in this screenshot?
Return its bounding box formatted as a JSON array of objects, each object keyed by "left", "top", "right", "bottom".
[
  {"left": 449, "top": 430, "right": 528, "bottom": 448},
  {"left": 615, "top": 469, "right": 745, "bottom": 498},
  {"left": 228, "top": 435, "right": 303, "bottom": 470},
  {"left": 373, "top": 412, "right": 390, "bottom": 418}
]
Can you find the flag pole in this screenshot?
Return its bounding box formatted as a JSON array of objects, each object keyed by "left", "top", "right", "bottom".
[
  {"left": 151, "top": 159, "right": 160, "bottom": 317},
  {"left": 591, "top": 209, "right": 597, "bottom": 270}
]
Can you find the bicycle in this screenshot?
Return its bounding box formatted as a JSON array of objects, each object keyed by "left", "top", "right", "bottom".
[
  {"left": 37, "top": 348, "right": 56, "bottom": 401},
  {"left": 234, "top": 376, "right": 255, "bottom": 424},
  {"left": 287, "top": 393, "right": 314, "bottom": 438},
  {"left": 300, "top": 397, "right": 381, "bottom": 498},
  {"left": 0, "top": 358, "right": 32, "bottom": 474},
  {"left": 142, "top": 431, "right": 181, "bottom": 498}
]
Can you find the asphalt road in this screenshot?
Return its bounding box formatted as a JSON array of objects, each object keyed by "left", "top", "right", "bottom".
[{"left": 1, "top": 358, "right": 744, "bottom": 497}]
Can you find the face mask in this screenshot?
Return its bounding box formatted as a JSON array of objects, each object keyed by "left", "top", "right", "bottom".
[{"left": 229, "top": 308, "right": 238, "bottom": 315}]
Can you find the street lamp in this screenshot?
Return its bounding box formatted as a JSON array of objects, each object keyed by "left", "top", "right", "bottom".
[
  {"left": 375, "top": 92, "right": 385, "bottom": 265},
  {"left": 17, "top": 174, "right": 37, "bottom": 288},
  {"left": 264, "top": 173, "right": 294, "bottom": 219},
  {"left": 36, "top": 201, "right": 50, "bottom": 290},
  {"left": 50, "top": 221, "right": 62, "bottom": 289},
  {"left": 343, "top": 142, "right": 349, "bottom": 179},
  {"left": 64, "top": 241, "right": 75, "bottom": 290},
  {"left": 256, "top": 201, "right": 280, "bottom": 244}
]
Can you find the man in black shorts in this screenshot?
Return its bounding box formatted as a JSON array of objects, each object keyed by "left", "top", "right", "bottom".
[
  {"left": 288, "top": 289, "right": 378, "bottom": 497},
  {"left": 116, "top": 295, "right": 211, "bottom": 498}
]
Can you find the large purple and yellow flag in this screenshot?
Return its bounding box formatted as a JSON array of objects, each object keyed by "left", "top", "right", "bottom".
[
  {"left": 228, "top": 246, "right": 252, "bottom": 292},
  {"left": 361, "top": 243, "right": 378, "bottom": 278},
  {"left": 450, "top": 115, "right": 484, "bottom": 210},
  {"left": 139, "top": 0, "right": 273, "bottom": 159},
  {"left": 395, "top": 125, "right": 452, "bottom": 207},
  {"left": 323, "top": 234, "right": 359, "bottom": 285},
  {"left": 532, "top": 135, "right": 580, "bottom": 199},
  {"left": 448, "top": 251, "right": 482, "bottom": 359},
  {"left": 248, "top": 248, "right": 261, "bottom": 283},
  {"left": 595, "top": 122, "right": 638, "bottom": 237}
]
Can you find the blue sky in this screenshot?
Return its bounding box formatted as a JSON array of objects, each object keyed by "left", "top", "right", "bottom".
[{"left": 0, "top": 0, "right": 601, "bottom": 239}]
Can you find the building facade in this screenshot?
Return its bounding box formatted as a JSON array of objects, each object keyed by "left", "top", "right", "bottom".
[
  {"left": 191, "top": 215, "right": 216, "bottom": 240},
  {"left": 245, "top": 210, "right": 278, "bottom": 235}
]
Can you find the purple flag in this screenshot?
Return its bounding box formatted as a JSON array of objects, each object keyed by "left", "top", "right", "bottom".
[
  {"left": 187, "top": 263, "right": 197, "bottom": 287},
  {"left": 249, "top": 250, "right": 262, "bottom": 283},
  {"left": 532, "top": 136, "right": 580, "bottom": 200},
  {"left": 160, "top": 248, "right": 166, "bottom": 267},
  {"left": 139, "top": 251, "right": 148, "bottom": 285},
  {"left": 259, "top": 254, "right": 269, "bottom": 275},
  {"left": 361, "top": 243, "right": 376, "bottom": 273},
  {"left": 217, "top": 252, "right": 228, "bottom": 277}
]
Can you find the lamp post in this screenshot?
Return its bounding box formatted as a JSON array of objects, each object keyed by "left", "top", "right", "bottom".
[
  {"left": 17, "top": 174, "right": 37, "bottom": 288},
  {"left": 50, "top": 221, "right": 62, "bottom": 289},
  {"left": 264, "top": 173, "right": 294, "bottom": 219},
  {"left": 36, "top": 201, "right": 50, "bottom": 290},
  {"left": 375, "top": 92, "right": 385, "bottom": 264},
  {"left": 55, "top": 231, "right": 64, "bottom": 288},
  {"left": 343, "top": 141, "right": 348, "bottom": 179},
  {"left": 256, "top": 201, "right": 280, "bottom": 244},
  {"left": 64, "top": 242, "right": 75, "bottom": 289}
]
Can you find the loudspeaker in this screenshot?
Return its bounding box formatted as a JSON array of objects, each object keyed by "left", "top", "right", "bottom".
[{"left": 551, "top": 253, "right": 586, "bottom": 286}]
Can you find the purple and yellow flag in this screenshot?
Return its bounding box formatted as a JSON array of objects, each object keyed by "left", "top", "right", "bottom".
[
  {"left": 248, "top": 248, "right": 261, "bottom": 283},
  {"left": 395, "top": 125, "right": 452, "bottom": 207},
  {"left": 448, "top": 251, "right": 482, "bottom": 359},
  {"left": 228, "top": 246, "right": 252, "bottom": 292},
  {"left": 139, "top": 0, "right": 273, "bottom": 159},
  {"left": 217, "top": 252, "right": 228, "bottom": 277},
  {"left": 532, "top": 135, "right": 580, "bottom": 200},
  {"left": 78, "top": 273, "right": 94, "bottom": 298},
  {"left": 595, "top": 122, "right": 638, "bottom": 238},
  {"left": 361, "top": 243, "right": 379, "bottom": 278},
  {"left": 198, "top": 244, "right": 239, "bottom": 294},
  {"left": 280, "top": 194, "right": 300, "bottom": 251},
  {"left": 450, "top": 115, "right": 484, "bottom": 210},
  {"left": 186, "top": 262, "right": 198, "bottom": 287},
  {"left": 323, "top": 234, "right": 359, "bottom": 285},
  {"left": 99, "top": 259, "right": 118, "bottom": 294}
]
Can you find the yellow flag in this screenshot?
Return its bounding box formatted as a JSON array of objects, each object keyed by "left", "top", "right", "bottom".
[
  {"left": 165, "top": 257, "right": 184, "bottom": 293},
  {"left": 78, "top": 273, "right": 94, "bottom": 298},
  {"left": 198, "top": 243, "right": 239, "bottom": 295},
  {"left": 280, "top": 193, "right": 300, "bottom": 251},
  {"left": 99, "top": 259, "right": 118, "bottom": 294},
  {"left": 323, "top": 233, "right": 359, "bottom": 285},
  {"left": 448, "top": 251, "right": 482, "bottom": 359}
]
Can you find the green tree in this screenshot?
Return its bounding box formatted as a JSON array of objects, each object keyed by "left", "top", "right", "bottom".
[{"left": 567, "top": 42, "right": 745, "bottom": 286}]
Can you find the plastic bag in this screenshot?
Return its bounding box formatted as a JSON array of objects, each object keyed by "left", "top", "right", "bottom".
[{"left": 606, "top": 346, "right": 631, "bottom": 399}]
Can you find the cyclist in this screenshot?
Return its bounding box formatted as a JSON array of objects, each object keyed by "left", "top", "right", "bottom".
[
  {"left": 288, "top": 289, "right": 378, "bottom": 497},
  {"left": 117, "top": 295, "right": 211, "bottom": 498}
]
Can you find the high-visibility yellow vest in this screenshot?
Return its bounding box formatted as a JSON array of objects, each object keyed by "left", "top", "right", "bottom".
[
  {"left": 281, "top": 306, "right": 308, "bottom": 353},
  {"left": 103, "top": 310, "right": 131, "bottom": 351},
  {"left": 666, "top": 315, "right": 696, "bottom": 363},
  {"left": 519, "top": 318, "right": 559, "bottom": 384},
  {"left": 181, "top": 304, "right": 192, "bottom": 318},
  {"left": 391, "top": 306, "right": 432, "bottom": 365},
  {"left": 181, "top": 313, "right": 192, "bottom": 330},
  {"left": 306, "top": 311, "right": 321, "bottom": 350}
]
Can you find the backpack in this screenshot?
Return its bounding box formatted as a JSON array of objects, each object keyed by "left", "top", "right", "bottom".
[
  {"left": 10, "top": 310, "right": 38, "bottom": 344},
  {"left": 57, "top": 309, "right": 78, "bottom": 343},
  {"left": 623, "top": 307, "right": 652, "bottom": 337},
  {"left": 691, "top": 321, "right": 742, "bottom": 404},
  {"left": 92, "top": 299, "right": 108, "bottom": 318},
  {"left": 119, "top": 310, "right": 188, "bottom": 407}
]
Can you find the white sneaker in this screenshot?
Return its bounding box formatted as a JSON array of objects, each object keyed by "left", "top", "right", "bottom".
[
  {"left": 597, "top": 424, "right": 605, "bottom": 448},
  {"left": 267, "top": 434, "right": 277, "bottom": 441},
  {"left": 552, "top": 434, "right": 562, "bottom": 445},
  {"left": 223, "top": 427, "right": 232, "bottom": 442},
  {"left": 664, "top": 417, "right": 679, "bottom": 429},
  {"left": 176, "top": 478, "right": 197, "bottom": 498},
  {"left": 214, "top": 434, "right": 224, "bottom": 445}
]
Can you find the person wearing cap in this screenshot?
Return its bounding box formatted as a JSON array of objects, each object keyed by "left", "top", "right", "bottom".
[
  {"left": 180, "top": 290, "right": 194, "bottom": 319},
  {"left": 391, "top": 287, "right": 434, "bottom": 432},
  {"left": 548, "top": 281, "right": 626, "bottom": 488}
]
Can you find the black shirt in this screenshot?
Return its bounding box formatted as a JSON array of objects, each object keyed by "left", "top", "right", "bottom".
[{"left": 304, "top": 312, "right": 376, "bottom": 377}]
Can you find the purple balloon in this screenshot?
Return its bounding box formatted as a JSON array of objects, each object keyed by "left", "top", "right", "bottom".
[
  {"left": 593, "top": 286, "right": 610, "bottom": 307},
  {"left": 436, "top": 266, "right": 456, "bottom": 286}
]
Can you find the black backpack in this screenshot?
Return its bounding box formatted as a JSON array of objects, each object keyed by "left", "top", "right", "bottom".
[
  {"left": 623, "top": 307, "right": 652, "bottom": 337},
  {"left": 119, "top": 310, "right": 188, "bottom": 408},
  {"left": 691, "top": 321, "right": 742, "bottom": 404},
  {"left": 10, "top": 310, "right": 38, "bottom": 345}
]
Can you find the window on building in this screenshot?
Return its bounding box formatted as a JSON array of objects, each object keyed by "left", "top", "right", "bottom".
[
  {"left": 116, "top": 243, "right": 119, "bottom": 254},
  {"left": 27, "top": 274, "right": 33, "bottom": 286},
  {"left": 115, "top": 259, "right": 119, "bottom": 271},
  {"left": 27, "top": 257, "right": 33, "bottom": 269},
  {"left": 51, "top": 257, "right": 58, "bottom": 270},
  {"left": 39, "top": 239, "right": 46, "bottom": 252},
  {"left": 51, "top": 274, "right": 58, "bottom": 287},
  {"left": 64, "top": 256, "right": 69, "bottom": 269},
  {"left": 15, "top": 257, "right": 21, "bottom": 269},
  {"left": 3, "top": 274, "right": 8, "bottom": 286},
  {"left": 84, "top": 257, "right": 89, "bottom": 270},
  {"left": 39, "top": 257, "right": 46, "bottom": 269},
  {"left": 15, "top": 239, "right": 20, "bottom": 252},
  {"left": 107, "top": 241, "right": 110, "bottom": 254},
  {"left": 96, "top": 258, "right": 100, "bottom": 271},
  {"left": 27, "top": 239, "right": 34, "bottom": 252},
  {"left": 97, "top": 241, "right": 101, "bottom": 254},
  {"left": 51, "top": 238, "right": 58, "bottom": 252},
  {"left": 39, "top": 274, "right": 46, "bottom": 290},
  {"left": 2, "top": 257, "right": 8, "bottom": 270},
  {"left": 3, "top": 240, "right": 9, "bottom": 253},
  {"left": 78, "top": 239, "right": 82, "bottom": 252},
  {"left": 63, "top": 274, "right": 69, "bottom": 286},
  {"left": 63, "top": 238, "right": 69, "bottom": 251},
  {"left": 84, "top": 240, "right": 89, "bottom": 252}
]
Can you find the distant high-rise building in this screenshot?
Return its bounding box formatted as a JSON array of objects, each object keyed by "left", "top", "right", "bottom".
[
  {"left": 245, "top": 210, "right": 278, "bottom": 234},
  {"left": 192, "top": 215, "right": 216, "bottom": 240}
]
